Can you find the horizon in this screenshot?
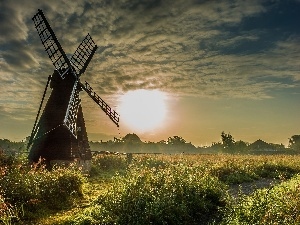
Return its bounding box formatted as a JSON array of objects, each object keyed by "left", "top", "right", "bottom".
[{"left": 0, "top": 1, "right": 299, "bottom": 147}]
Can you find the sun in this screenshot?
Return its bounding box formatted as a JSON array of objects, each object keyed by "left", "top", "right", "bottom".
[{"left": 118, "top": 89, "right": 167, "bottom": 132}]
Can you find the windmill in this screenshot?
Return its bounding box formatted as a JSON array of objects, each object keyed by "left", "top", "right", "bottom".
[{"left": 28, "top": 9, "right": 119, "bottom": 169}]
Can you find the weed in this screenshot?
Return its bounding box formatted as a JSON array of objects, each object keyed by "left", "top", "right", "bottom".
[{"left": 0, "top": 195, "right": 21, "bottom": 225}]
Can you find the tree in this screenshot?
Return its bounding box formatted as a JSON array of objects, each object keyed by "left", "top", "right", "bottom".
[
  {"left": 288, "top": 135, "right": 300, "bottom": 151},
  {"left": 221, "top": 131, "right": 235, "bottom": 150},
  {"left": 210, "top": 142, "right": 223, "bottom": 151},
  {"left": 122, "top": 133, "right": 142, "bottom": 144},
  {"left": 167, "top": 136, "right": 186, "bottom": 145},
  {"left": 234, "top": 140, "right": 248, "bottom": 152}
]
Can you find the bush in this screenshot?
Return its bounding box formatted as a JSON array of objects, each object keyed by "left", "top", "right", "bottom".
[
  {"left": 38, "top": 165, "right": 86, "bottom": 208},
  {"left": 222, "top": 174, "right": 300, "bottom": 224},
  {"left": 255, "top": 162, "right": 299, "bottom": 180},
  {"left": 83, "top": 165, "right": 227, "bottom": 225},
  {"left": 0, "top": 162, "right": 86, "bottom": 212},
  {"left": 0, "top": 166, "right": 39, "bottom": 206}
]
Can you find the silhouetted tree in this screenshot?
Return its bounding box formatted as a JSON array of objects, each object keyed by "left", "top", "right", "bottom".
[
  {"left": 210, "top": 142, "right": 223, "bottom": 151},
  {"left": 289, "top": 135, "right": 300, "bottom": 151},
  {"left": 234, "top": 140, "right": 248, "bottom": 152},
  {"left": 167, "top": 136, "right": 186, "bottom": 145},
  {"left": 157, "top": 140, "right": 167, "bottom": 144},
  {"left": 122, "top": 133, "right": 142, "bottom": 144},
  {"left": 221, "top": 131, "right": 235, "bottom": 150}
]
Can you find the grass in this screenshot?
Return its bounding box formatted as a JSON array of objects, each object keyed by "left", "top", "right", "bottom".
[
  {"left": 2, "top": 153, "right": 300, "bottom": 224},
  {"left": 222, "top": 174, "right": 300, "bottom": 224}
]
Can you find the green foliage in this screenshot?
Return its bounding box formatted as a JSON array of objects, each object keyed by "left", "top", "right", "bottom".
[
  {"left": 255, "top": 162, "right": 299, "bottom": 180},
  {"left": 38, "top": 165, "right": 86, "bottom": 208},
  {"left": 90, "top": 154, "right": 127, "bottom": 176},
  {"left": 65, "top": 205, "right": 114, "bottom": 225},
  {"left": 210, "top": 159, "right": 258, "bottom": 184},
  {"left": 0, "top": 165, "right": 39, "bottom": 206},
  {"left": 222, "top": 174, "right": 300, "bottom": 224},
  {"left": 80, "top": 165, "right": 227, "bottom": 225},
  {"left": 133, "top": 155, "right": 167, "bottom": 169},
  {"left": 202, "top": 155, "right": 300, "bottom": 184},
  {"left": 3, "top": 151, "right": 300, "bottom": 224},
  {"left": 0, "top": 160, "right": 86, "bottom": 218}
]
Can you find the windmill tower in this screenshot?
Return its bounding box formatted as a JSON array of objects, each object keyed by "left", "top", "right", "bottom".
[{"left": 28, "top": 9, "right": 119, "bottom": 169}]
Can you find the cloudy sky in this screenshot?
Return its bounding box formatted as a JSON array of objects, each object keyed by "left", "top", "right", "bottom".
[{"left": 0, "top": 0, "right": 299, "bottom": 146}]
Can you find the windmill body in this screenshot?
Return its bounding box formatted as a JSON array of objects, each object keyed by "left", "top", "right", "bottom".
[
  {"left": 28, "top": 71, "right": 90, "bottom": 163},
  {"left": 28, "top": 10, "right": 119, "bottom": 169}
]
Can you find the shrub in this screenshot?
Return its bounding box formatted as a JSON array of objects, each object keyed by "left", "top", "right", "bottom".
[
  {"left": 0, "top": 162, "right": 86, "bottom": 212},
  {"left": 255, "top": 162, "right": 299, "bottom": 180},
  {"left": 0, "top": 166, "right": 39, "bottom": 206},
  {"left": 87, "top": 165, "right": 227, "bottom": 225},
  {"left": 38, "top": 165, "right": 86, "bottom": 208}
]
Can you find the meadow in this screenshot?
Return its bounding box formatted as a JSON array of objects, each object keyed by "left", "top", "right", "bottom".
[{"left": 1, "top": 152, "right": 300, "bottom": 225}]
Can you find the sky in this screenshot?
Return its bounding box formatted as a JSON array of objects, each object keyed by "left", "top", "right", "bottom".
[{"left": 0, "top": 0, "right": 299, "bottom": 147}]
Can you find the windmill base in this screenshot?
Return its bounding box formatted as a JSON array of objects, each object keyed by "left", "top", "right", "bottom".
[{"left": 50, "top": 159, "right": 91, "bottom": 173}]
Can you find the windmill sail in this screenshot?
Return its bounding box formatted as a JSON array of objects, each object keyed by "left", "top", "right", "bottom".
[
  {"left": 32, "top": 9, "right": 72, "bottom": 79},
  {"left": 27, "top": 75, "right": 52, "bottom": 149},
  {"left": 64, "top": 81, "right": 81, "bottom": 137},
  {"left": 70, "top": 34, "right": 98, "bottom": 77},
  {"left": 80, "top": 81, "right": 119, "bottom": 127}
]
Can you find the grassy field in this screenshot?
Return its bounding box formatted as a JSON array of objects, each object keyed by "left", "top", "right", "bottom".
[{"left": 1, "top": 153, "right": 300, "bottom": 224}]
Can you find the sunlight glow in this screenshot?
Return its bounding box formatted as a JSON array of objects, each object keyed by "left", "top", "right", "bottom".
[{"left": 118, "top": 89, "right": 167, "bottom": 132}]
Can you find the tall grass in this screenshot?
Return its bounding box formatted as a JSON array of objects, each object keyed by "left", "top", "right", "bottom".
[
  {"left": 0, "top": 159, "right": 86, "bottom": 222},
  {"left": 0, "top": 195, "right": 20, "bottom": 225},
  {"left": 70, "top": 165, "right": 227, "bottom": 225},
  {"left": 90, "top": 154, "right": 127, "bottom": 175},
  {"left": 2, "top": 152, "right": 300, "bottom": 224},
  {"left": 222, "top": 174, "right": 300, "bottom": 224}
]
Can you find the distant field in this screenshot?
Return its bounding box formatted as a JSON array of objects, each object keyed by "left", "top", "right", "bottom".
[{"left": 1, "top": 153, "right": 300, "bottom": 224}]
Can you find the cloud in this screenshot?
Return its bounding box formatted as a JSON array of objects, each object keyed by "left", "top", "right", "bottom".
[
  {"left": 0, "top": 41, "right": 38, "bottom": 70},
  {"left": 0, "top": 0, "right": 299, "bottom": 127},
  {"left": 0, "top": 2, "right": 29, "bottom": 44}
]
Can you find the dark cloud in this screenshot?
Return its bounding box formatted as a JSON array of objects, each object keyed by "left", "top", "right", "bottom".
[
  {"left": 0, "top": 0, "right": 299, "bottom": 126},
  {"left": 0, "top": 2, "right": 28, "bottom": 44},
  {"left": 1, "top": 40, "right": 37, "bottom": 70},
  {"left": 121, "top": 0, "right": 162, "bottom": 11},
  {"left": 0, "top": 0, "right": 299, "bottom": 146}
]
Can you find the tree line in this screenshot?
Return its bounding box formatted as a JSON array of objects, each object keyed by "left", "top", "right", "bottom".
[
  {"left": 89, "top": 132, "right": 300, "bottom": 154},
  {"left": 1, "top": 133, "right": 299, "bottom": 155}
]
